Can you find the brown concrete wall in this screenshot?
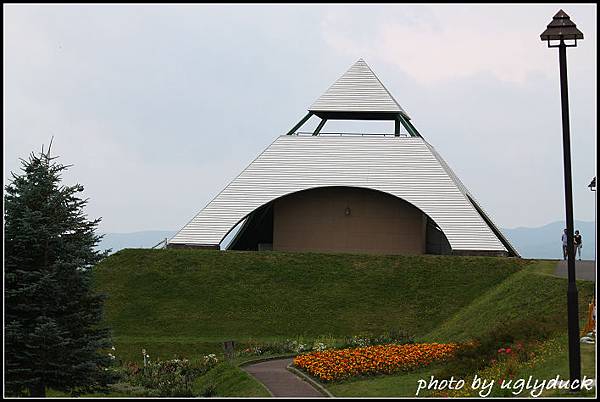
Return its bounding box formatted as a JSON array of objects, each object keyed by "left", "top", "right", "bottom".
[{"left": 273, "top": 187, "right": 426, "bottom": 255}]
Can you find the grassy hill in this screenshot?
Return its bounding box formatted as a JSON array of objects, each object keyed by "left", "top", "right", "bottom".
[
  {"left": 93, "top": 249, "right": 594, "bottom": 363},
  {"left": 427, "top": 262, "right": 593, "bottom": 341}
]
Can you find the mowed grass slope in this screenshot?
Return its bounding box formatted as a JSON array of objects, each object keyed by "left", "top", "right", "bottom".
[
  {"left": 427, "top": 260, "right": 595, "bottom": 342},
  {"left": 93, "top": 249, "right": 526, "bottom": 361}
]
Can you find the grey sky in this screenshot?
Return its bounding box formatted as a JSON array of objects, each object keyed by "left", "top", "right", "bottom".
[{"left": 4, "top": 4, "right": 597, "bottom": 233}]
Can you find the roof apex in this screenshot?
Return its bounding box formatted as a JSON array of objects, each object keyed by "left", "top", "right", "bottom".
[{"left": 309, "top": 59, "right": 409, "bottom": 118}]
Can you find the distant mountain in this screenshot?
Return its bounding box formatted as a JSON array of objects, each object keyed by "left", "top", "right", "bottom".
[
  {"left": 98, "top": 231, "right": 176, "bottom": 254},
  {"left": 98, "top": 220, "right": 596, "bottom": 260},
  {"left": 501, "top": 220, "right": 595, "bottom": 260}
]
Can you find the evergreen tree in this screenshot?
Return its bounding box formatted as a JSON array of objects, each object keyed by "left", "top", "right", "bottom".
[{"left": 4, "top": 143, "right": 112, "bottom": 396}]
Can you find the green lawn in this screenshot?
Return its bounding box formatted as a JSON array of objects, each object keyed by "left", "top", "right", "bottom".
[
  {"left": 511, "top": 334, "right": 596, "bottom": 397},
  {"left": 192, "top": 362, "right": 271, "bottom": 397},
  {"left": 91, "top": 250, "right": 595, "bottom": 397},
  {"left": 326, "top": 364, "right": 443, "bottom": 397},
  {"left": 426, "top": 260, "right": 594, "bottom": 342},
  {"left": 94, "top": 249, "right": 526, "bottom": 362}
]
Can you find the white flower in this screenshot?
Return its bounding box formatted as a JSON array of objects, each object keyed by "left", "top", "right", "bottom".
[{"left": 312, "top": 342, "right": 328, "bottom": 351}]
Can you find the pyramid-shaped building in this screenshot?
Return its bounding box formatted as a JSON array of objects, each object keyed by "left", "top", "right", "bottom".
[{"left": 169, "top": 59, "right": 519, "bottom": 257}]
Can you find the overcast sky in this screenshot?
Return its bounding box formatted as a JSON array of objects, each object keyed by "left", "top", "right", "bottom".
[{"left": 4, "top": 4, "right": 597, "bottom": 234}]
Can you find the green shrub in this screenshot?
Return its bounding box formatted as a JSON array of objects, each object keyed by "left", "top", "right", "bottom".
[
  {"left": 199, "top": 382, "right": 217, "bottom": 397},
  {"left": 339, "top": 329, "right": 415, "bottom": 349},
  {"left": 238, "top": 330, "right": 415, "bottom": 358},
  {"left": 107, "top": 382, "right": 160, "bottom": 397},
  {"left": 125, "top": 353, "right": 219, "bottom": 397},
  {"left": 434, "top": 318, "right": 554, "bottom": 379},
  {"left": 239, "top": 338, "right": 304, "bottom": 356}
]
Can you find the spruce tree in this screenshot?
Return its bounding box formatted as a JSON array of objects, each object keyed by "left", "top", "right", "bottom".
[{"left": 4, "top": 143, "right": 112, "bottom": 396}]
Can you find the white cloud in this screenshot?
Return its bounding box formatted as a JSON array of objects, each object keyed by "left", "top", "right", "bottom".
[{"left": 320, "top": 4, "right": 596, "bottom": 85}]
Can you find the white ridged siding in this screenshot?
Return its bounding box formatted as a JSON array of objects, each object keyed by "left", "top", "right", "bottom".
[
  {"left": 425, "top": 142, "right": 518, "bottom": 256},
  {"left": 309, "top": 59, "right": 408, "bottom": 116},
  {"left": 170, "top": 136, "right": 507, "bottom": 252}
]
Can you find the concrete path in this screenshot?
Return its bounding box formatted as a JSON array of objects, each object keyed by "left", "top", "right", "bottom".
[
  {"left": 243, "top": 358, "right": 324, "bottom": 397},
  {"left": 555, "top": 260, "right": 596, "bottom": 282}
]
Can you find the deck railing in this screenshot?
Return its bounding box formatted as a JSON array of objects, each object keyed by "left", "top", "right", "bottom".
[
  {"left": 293, "top": 131, "right": 410, "bottom": 137},
  {"left": 151, "top": 238, "right": 168, "bottom": 249}
]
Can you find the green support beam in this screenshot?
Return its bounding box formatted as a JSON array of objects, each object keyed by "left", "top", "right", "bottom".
[
  {"left": 313, "top": 118, "right": 327, "bottom": 136},
  {"left": 286, "top": 112, "right": 313, "bottom": 135},
  {"left": 394, "top": 118, "right": 401, "bottom": 136},
  {"left": 397, "top": 113, "right": 422, "bottom": 138}
]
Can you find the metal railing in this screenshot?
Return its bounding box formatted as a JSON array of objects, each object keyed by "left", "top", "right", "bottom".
[
  {"left": 152, "top": 238, "right": 168, "bottom": 249},
  {"left": 293, "top": 131, "right": 410, "bottom": 137}
]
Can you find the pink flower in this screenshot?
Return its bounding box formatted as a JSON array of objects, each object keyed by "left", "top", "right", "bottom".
[{"left": 498, "top": 348, "right": 505, "bottom": 353}]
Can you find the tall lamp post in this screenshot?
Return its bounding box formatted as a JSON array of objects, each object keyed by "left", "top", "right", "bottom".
[
  {"left": 590, "top": 177, "right": 596, "bottom": 286},
  {"left": 540, "top": 10, "right": 584, "bottom": 390}
]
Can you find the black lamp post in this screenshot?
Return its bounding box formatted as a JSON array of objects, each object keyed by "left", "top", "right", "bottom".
[{"left": 540, "top": 10, "right": 584, "bottom": 390}]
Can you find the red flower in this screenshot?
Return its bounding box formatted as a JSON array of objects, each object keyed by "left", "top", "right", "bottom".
[{"left": 505, "top": 348, "right": 512, "bottom": 354}]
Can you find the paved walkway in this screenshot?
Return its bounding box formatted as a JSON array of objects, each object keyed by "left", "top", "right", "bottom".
[
  {"left": 554, "top": 260, "right": 596, "bottom": 282},
  {"left": 242, "top": 358, "right": 324, "bottom": 397}
]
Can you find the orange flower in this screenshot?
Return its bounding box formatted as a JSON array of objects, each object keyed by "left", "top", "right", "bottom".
[{"left": 293, "top": 343, "right": 458, "bottom": 382}]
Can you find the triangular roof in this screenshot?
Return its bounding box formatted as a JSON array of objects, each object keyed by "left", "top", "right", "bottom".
[
  {"left": 309, "top": 59, "right": 409, "bottom": 118},
  {"left": 169, "top": 60, "right": 519, "bottom": 257},
  {"left": 169, "top": 136, "right": 519, "bottom": 257}
]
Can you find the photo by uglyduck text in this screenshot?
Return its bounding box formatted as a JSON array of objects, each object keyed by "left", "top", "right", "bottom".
[{"left": 415, "top": 374, "right": 595, "bottom": 397}]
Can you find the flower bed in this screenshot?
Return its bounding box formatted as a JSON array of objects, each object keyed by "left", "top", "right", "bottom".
[{"left": 293, "top": 343, "right": 458, "bottom": 382}]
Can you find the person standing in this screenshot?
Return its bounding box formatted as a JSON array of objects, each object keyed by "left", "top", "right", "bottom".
[
  {"left": 574, "top": 230, "right": 583, "bottom": 261},
  {"left": 562, "top": 228, "right": 568, "bottom": 260}
]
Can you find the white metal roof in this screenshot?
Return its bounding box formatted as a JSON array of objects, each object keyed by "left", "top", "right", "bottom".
[
  {"left": 309, "top": 59, "right": 409, "bottom": 117},
  {"left": 170, "top": 136, "right": 512, "bottom": 253}
]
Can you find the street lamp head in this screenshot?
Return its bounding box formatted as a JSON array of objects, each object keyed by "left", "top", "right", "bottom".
[
  {"left": 589, "top": 177, "right": 596, "bottom": 192},
  {"left": 540, "top": 10, "right": 584, "bottom": 47}
]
